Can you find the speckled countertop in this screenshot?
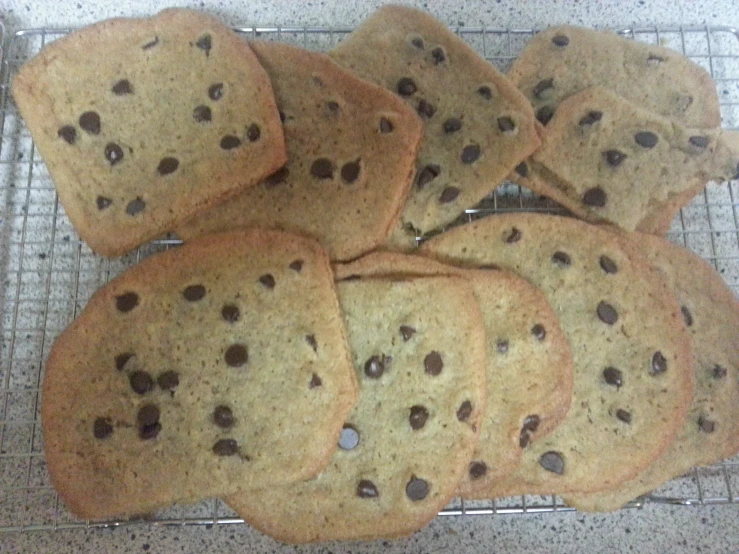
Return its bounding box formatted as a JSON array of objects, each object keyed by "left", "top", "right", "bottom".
[{"left": 2, "top": 1, "right": 739, "bottom": 553}]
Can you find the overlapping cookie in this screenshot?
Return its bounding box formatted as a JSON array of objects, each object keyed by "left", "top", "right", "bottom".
[
  {"left": 228, "top": 275, "right": 487, "bottom": 542},
  {"left": 176, "top": 41, "right": 423, "bottom": 261},
  {"left": 42, "top": 229, "right": 357, "bottom": 519},
  {"left": 421, "top": 213, "right": 695, "bottom": 495},
  {"left": 12, "top": 9, "right": 286, "bottom": 256}
]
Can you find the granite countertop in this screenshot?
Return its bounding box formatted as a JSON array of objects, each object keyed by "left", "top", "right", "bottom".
[{"left": 2, "top": 1, "right": 739, "bottom": 553}]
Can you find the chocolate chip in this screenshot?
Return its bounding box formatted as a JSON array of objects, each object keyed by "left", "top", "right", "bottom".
[
  {"left": 105, "top": 143, "right": 124, "bottom": 165},
  {"left": 142, "top": 36, "right": 159, "bottom": 49},
  {"left": 515, "top": 162, "right": 528, "bottom": 177},
  {"left": 259, "top": 274, "right": 275, "bottom": 289},
  {"left": 306, "top": 334, "right": 318, "bottom": 352},
  {"left": 339, "top": 425, "right": 360, "bottom": 450},
  {"left": 519, "top": 432, "right": 532, "bottom": 448},
  {"left": 182, "top": 284, "right": 206, "bottom": 301},
  {"left": 411, "top": 37, "right": 424, "bottom": 49},
  {"left": 603, "top": 366, "right": 623, "bottom": 388},
  {"left": 533, "top": 78, "right": 554, "bottom": 98},
  {"left": 406, "top": 476, "right": 429, "bottom": 501},
  {"left": 213, "top": 405, "right": 235, "bottom": 428},
  {"left": 457, "top": 400, "right": 472, "bottom": 422},
  {"left": 469, "top": 462, "right": 487, "bottom": 479},
  {"left": 689, "top": 135, "right": 710, "bottom": 148},
  {"left": 599, "top": 255, "right": 618, "bottom": 274},
  {"left": 443, "top": 118, "right": 462, "bottom": 134},
  {"left": 137, "top": 404, "right": 160, "bottom": 427},
  {"left": 679, "top": 305, "right": 694, "bottom": 327},
  {"left": 461, "top": 144, "right": 481, "bottom": 164},
  {"left": 289, "top": 259, "right": 303, "bottom": 272},
  {"left": 264, "top": 166, "right": 289, "bottom": 188},
  {"left": 341, "top": 161, "right": 361, "bottom": 184},
  {"left": 116, "top": 292, "right": 139, "bottom": 312},
  {"left": 583, "top": 187, "right": 607, "bottom": 207},
  {"left": 439, "top": 187, "right": 460, "bottom": 203},
  {"left": 93, "top": 417, "right": 113, "bottom": 439},
  {"left": 698, "top": 416, "right": 716, "bottom": 433},
  {"left": 424, "top": 351, "right": 443, "bottom": 376},
  {"left": 579, "top": 111, "right": 603, "bottom": 126},
  {"left": 616, "top": 409, "right": 632, "bottom": 424},
  {"left": 310, "top": 158, "right": 334, "bottom": 179},
  {"left": 431, "top": 46, "right": 446, "bottom": 64},
  {"left": 208, "top": 83, "right": 224, "bottom": 101},
  {"left": 126, "top": 197, "right": 146, "bottom": 216},
  {"left": 552, "top": 251, "right": 571, "bottom": 267},
  {"left": 531, "top": 324, "right": 546, "bottom": 341},
  {"left": 246, "top": 124, "right": 261, "bottom": 142},
  {"left": 647, "top": 54, "right": 666, "bottom": 65},
  {"left": 115, "top": 353, "right": 133, "bottom": 370},
  {"left": 212, "top": 439, "right": 238, "bottom": 456},
  {"left": 597, "top": 301, "right": 618, "bottom": 325},
  {"left": 221, "top": 304, "right": 240, "bottom": 322},
  {"left": 397, "top": 77, "right": 417, "bottom": 96},
  {"left": 536, "top": 105, "right": 554, "bottom": 125},
  {"left": 112, "top": 79, "right": 132, "bottom": 95},
  {"left": 196, "top": 34, "right": 212, "bottom": 56},
  {"left": 651, "top": 351, "right": 668, "bottom": 374},
  {"left": 157, "top": 371, "right": 179, "bottom": 391},
  {"left": 193, "top": 105, "right": 212, "bottom": 123},
  {"left": 552, "top": 34, "right": 570, "bottom": 46},
  {"left": 713, "top": 365, "right": 727, "bottom": 379},
  {"left": 409, "top": 405, "right": 429, "bottom": 430},
  {"left": 309, "top": 373, "right": 322, "bottom": 388},
  {"left": 379, "top": 117, "right": 394, "bottom": 133},
  {"left": 139, "top": 422, "right": 161, "bottom": 440},
  {"left": 364, "top": 355, "right": 387, "bottom": 379},
  {"left": 477, "top": 85, "right": 492, "bottom": 99},
  {"left": 225, "top": 344, "right": 248, "bottom": 367},
  {"left": 540, "top": 451, "right": 565, "bottom": 474},
  {"left": 416, "top": 164, "right": 440, "bottom": 189},
  {"left": 417, "top": 99, "right": 436, "bottom": 118},
  {"left": 604, "top": 150, "right": 627, "bottom": 167},
  {"left": 220, "top": 136, "right": 241, "bottom": 150},
  {"left": 635, "top": 131, "right": 659, "bottom": 148},
  {"left": 506, "top": 227, "right": 522, "bottom": 243},
  {"left": 496, "top": 339, "right": 509, "bottom": 354},
  {"left": 58, "top": 125, "right": 77, "bottom": 144},
  {"left": 96, "top": 196, "right": 112, "bottom": 210},
  {"left": 519, "top": 414, "right": 541, "bottom": 447},
  {"left": 130, "top": 371, "right": 154, "bottom": 395},
  {"left": 497, "top": 116, "right": 516, "bottom": 133},
  {"left": 79, "top": 111, "right": 101, "bottom": 134},
  {"left": 400, "top": 325, "right": 416, "bottom": 341},
  {"left": 357, "top": 480, "right": 379, "bottom": 498}
]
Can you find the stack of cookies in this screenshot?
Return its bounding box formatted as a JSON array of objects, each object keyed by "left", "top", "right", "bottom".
[{"left": 12, "top": 4, "right": 739, "bottom": 545}]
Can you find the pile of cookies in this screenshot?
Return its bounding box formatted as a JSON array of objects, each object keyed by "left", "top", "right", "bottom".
[{"left": 12, "top": 4, "right": 739, "bottom": 544}]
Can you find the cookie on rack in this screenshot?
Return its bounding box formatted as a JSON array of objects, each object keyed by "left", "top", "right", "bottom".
[
  {"left": 329, "top": 5, "right": 540, "bottom": 246},
  {"left": 563, "top": 233, "right": 739, "bottom": 511},
  {"left": 42, "top": 229, "right": 357, "bottom": 519},
  {"left": 507, "top": 25, "right": 720, "bottom": 128},
  {"left": 421, "top": 213, "right": 695, "bottom": 495},
  {"left": 333, "top": 251, "right": 574, "bottom": 498},
  {"left": 12, "top": 8, "right": 285, "bottom": 256},
  {"left": 227, "top": 275, "right": 487, "bottom": 542},
  {"left": 175, "top": 40, "right": 423, "bottom": 262}
]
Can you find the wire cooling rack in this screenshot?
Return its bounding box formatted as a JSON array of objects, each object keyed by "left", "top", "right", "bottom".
[{"left": 0, "top": 21, "right": 738, "bottom": 533}]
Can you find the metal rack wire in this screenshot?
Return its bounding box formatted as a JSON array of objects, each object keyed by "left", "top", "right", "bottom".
[{"left": 0, "top": 22, "right": 737, "bottom": 534}]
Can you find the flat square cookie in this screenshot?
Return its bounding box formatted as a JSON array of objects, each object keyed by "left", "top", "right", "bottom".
[
  {"left": 12, "top": 9, "right": 286, "bottom": 256},
  {"left": 421, "top": 213, "right": 695, "bottom": 495},
  {"left": 227, "top": 275, "right": 487, "bottom": 542},
  {"left": 42, "top": 229, "right": 357, "bottom": 519},
  {"left": 329, "top": 5, "right": 539, "bottom": 245},
  {"left": 176, "top": 40, "right": 423, "bottom": 261}
]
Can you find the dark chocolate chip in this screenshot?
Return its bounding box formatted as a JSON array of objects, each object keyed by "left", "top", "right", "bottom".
[
  {"left": 289, "top": 259, "right": 303, "bottom": 272},
  {"left": 599, "top": 255, "right": 618, "bottom": 274},
  {"left": 93, "top": 417, "right": 113, "bottom": 439},
  {"left": 357, "top": 480, "right": 379, "bottom": 498},
  {"left": 416, "top": 164, "right": 441, "bottom": 189},
  {"left": 79, "top": 111, "right": 101, "bottom": 134},
  {"left": 597, "top": 301, "right": 618, "bottom": 325},
  {"left": 397, "top": 77, "right": 417, "bottom": 96},
  {"left": 424, "top": 351, "right": 443, "bottom": 376},
  {"left": 651, "top": 351, "right": 668, "bottom": 375},
  {"left": 105, "top": 143, "right": 124, "bottom": 165},
  {"left": 519, "top": 431, "right": 532, "bottom": 448},
  {"left": 406, "top": 476, "right": 429, "bottom": 501},
  {"left": 259, "top": 274, "right": 275, "bottom": 289},
  {"left": 539, "top": 451, "right": 565, "bottom": 474},
  {"left": 635, "top": 131, "right": 659, "bottom": 148},
  {"left": 112, "top": 79, "right": 133, "bottom": 95},
  {"left": 142, "top": 36, "right": 159, "bottom": 49},
  {"left": 531, "top": 324, "right": 546, "bottom": 341},
  {"left": 339, "top": 425, "right": 360, "bottom": 450},
  {"left": 443, "top": 118, "right": 462, "bottom": 134},
  {"left": 698, "top": 416, "right": 716, "bottom": 433},
  {"left": 515, "top": 162, "right": 528, "bottom": 177},
  {"left": 552, "top": 34, "right": 570, "bottom": 46},
  {"left": 431, "top": 46, "right": 446, "bottom": 64},
  {"left": 411, "top": 37, "right": 424, "bottom": 49},
  {"left": 265, "top": 166, "right": 289, "bottom": 188},
  {"left": 604, "top": 150, "right": 627, "bottom": 167},
  {"left": 309, "top": 373, "right": 322, "bottom": 388},
  {"left": 225, "top": 344, "right": 248, "bottom": 367},
  {"left": 246, "top": 124, "right": 261, "bottom": 142},
  {"left": 310, "top": 158, "right": 334, "bottom": 179},
  {"left": 341, "top": 160, "right": 361, "bottom": 184},
  {"left": 139, "top": 422, "right": 161, "bottom": 440},
  {"left": 689, "top": 135, "right": 710, "bottom": 148},
  {"left": 379, "top": 117, "right": 394, "bottom": 133},
  {"left": 183, "top": 284, "right": 206, "bottom": 301},
  {"left": 522, "top": 414, "right": 540, "bottom": 432},
  {"left": 213, "top": 405, "right": 235, "bottom": 428},
  {"left": 115, "top": 353, "right": 134, "bottom": 370},
  {"left": 58, "top": 125, "right": 77, "bottom": 144},
  {"left": 116, "top": 292, "right": 139, "bottom": 312},
  {"left": 221, "top": 304, "right": 240, "bottom": 322},
  {"left": 506, "top": 227, "right": 522, "bottom": 243},
  {"left": 477, "top": 85, "right": 492, "bottom": 99},
  {"left": 469, "top": 461, "right": 488, "bottom": 480},
  {"left": 583, "top": 187, "right": 607, "bottom": 207},
  {"left": 533, "top": 78, "right": 554, "bottom": 99},
  {"left": 497, "top": 116, "right": 516, "bottom": 133},
  {"left": 496, "top": 339, "right": 509, "bottom": 354},
  {"left": 96, "top": 196, "right": 112, "bottom": 210},
  {"left": 157, "top": 371, "right": 179, "bottom": 391},
  {"left": 137, "top": 404, "right": 160, "bottom": 427},
  {"left": 552, "top": 251, "right": 571, "bottom": 267},
  {"left": 409, "top": 405, "right": 429, "bottom": 430},
  {"left": 417, "top": 99, "right": 436, "bottom": 118},
  {"left": 681, "top": 305, "right": 694, "bottom": 327},
  {"left": 126, "top": 197, "right": 146, "bottom": 216},
  {"left": 647, "top": 54, "right": 666, "bottom": 64},
  {"left": 306, "top": 334, "right": 318, "bottom": 352},
  {"left": 220, "top": 135, "right": 241, "bottom": 150},
  {"left": 212, "top": 439, "right": 238, "bottom": 456},
  {"left": 400, "top": 325, "right": 416, "bottom": 341},
  {"left": 616, "top": 409, "right": 632, "bottom": 424},
  {"left": 536, "top": 105, "right": 554, "bottom": 125},
  {"left": 130, "top": 371, "right": 154, "bottom": 395},
  {"left": 364, "top": 355, "right": 387, "bottom": 379},
  {"left": 713, "top": 365, "right": 727, "bottom": 379},
  {"left": 196, "top": 34, "right": 212, "bottom": 56},
  {"left": 208, "top": 83, "right": 224, "bottom": 101},
  {"left": 603, "top": 366, "right": 623, "bottom": 388},
  {"left": 457, "top": 400, "right": 473, "bottom": 422},
  {"left": 193, "top": 105, "right": 212, "bottom": 123},
  {"left": 461, "top": 144, "right": 481, "bottom": 164},
  {"left": 579, "top": 111, "right": 603, "bottom": 126},
  {"left": 439, "top": 187, "right": 460, "bottom": 203}
]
